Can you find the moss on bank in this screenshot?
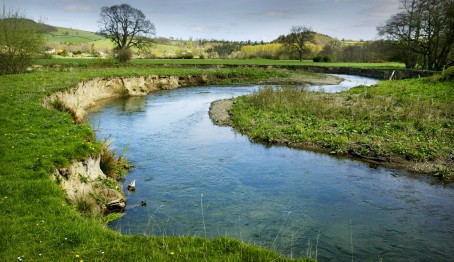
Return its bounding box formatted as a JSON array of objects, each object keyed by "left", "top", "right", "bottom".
[{"left": 0, "top": 67, "right": 323, "bottom": 261}]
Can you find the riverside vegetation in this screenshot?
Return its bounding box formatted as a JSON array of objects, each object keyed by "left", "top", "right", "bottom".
[
  {"left": 0, "top": 66, "right": 330, "bottom": 261},
  {"left": 228, "top": 67, "right": 454, "bottom": 180}
]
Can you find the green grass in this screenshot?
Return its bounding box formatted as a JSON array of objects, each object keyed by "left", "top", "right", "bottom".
[
  {"left": 34, "top": 57, "right": 406, "bottom": 69},
  {"left": 229, "top": 76, "right": 454, "bottom": 179},
  {"left": 46, "top": 26, "right": 105, "bottom": 44},
  {"left": 0, "top": 66, "right": 318, "bottom": 261}
]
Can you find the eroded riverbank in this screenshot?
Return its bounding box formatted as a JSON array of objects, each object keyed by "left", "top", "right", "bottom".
[{"left": 45, "top": 70, "right": 341, "bottom": 214}]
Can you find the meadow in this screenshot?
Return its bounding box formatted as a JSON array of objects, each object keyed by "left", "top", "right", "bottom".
[{"left": 35, "top": 57, "right": 405, "bottom": 69}]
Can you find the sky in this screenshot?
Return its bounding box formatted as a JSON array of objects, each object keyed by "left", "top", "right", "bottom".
[{"left": 3, "top": 0, "right": 401, "bottom": 41}]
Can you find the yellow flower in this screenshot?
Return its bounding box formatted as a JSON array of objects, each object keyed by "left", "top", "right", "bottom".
[
  {"left": 169, "top": 251, "right": 175, "bottom": 255},
  {"left": 75, "top": 254, "right": 80, "bottom": 258}
]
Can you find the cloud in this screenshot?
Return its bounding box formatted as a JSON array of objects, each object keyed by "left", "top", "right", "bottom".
[
  {"left": 246, "top": 9, "right": 302, "bottom": 20},
  {"left": 188, "top": 25, "right": 224, "bottom": 33},
  {"left": 359, "top": 0, "right": 400, "bottom": 18},
  {"left": 64, "top": 4, "right": 95, "bottom": 13}
]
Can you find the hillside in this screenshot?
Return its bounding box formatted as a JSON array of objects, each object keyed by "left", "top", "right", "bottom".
[{"left": 41, "top": 24, "right": 357, "bottom": 60}]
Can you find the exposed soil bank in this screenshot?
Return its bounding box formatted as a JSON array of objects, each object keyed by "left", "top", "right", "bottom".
[
  {"left": 44, "top": 74, "right": 210, "bottom": 213},
  {"left": 45, "top": 74, "right": 209, "bottom": 123}
]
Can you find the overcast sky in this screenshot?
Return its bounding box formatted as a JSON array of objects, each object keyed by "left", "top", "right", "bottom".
[{"left": 4, "top": 0, "right": 401, "bottom": 41}]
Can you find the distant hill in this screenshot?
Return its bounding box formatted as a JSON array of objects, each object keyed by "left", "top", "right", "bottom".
[
  {"left": 40, "top": 24, "right": 351, "bottom": 59},
  {"left": 46, "top": 26, "right": 105, "bottom": 44},
  {"left": 42, "top": 25, "right": 180, "bottom": 54},
  {"left": 273, "top": 32, "right": 338, "bottom": 48},
  {"left": 0, "top": 18, "right": 56, "bottom": 33}
]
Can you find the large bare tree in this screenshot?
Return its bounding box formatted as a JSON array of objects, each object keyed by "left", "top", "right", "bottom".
[
  {"left": 98, "top": 4, "right": 155, "bottom": 50},
  {"left": 377, "top": 0, "right": 454, "bottom": 70}
]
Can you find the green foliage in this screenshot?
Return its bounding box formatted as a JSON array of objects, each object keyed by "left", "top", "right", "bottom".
[
  {"left": 175, "top": 49, "right": 194, "bottom": 59},
  {"left": 440, "top": 66, "right": 454, "bottom": 81},
  {"left": 100, "top": 140, "right": 130, "bottom": 180},
  {"left": 113, "top": 48, "right": 133, "bottom": 63},
  {"left": 238, "top": 43, "right": 284, "bottom": 59},
  {"left": 0, "top": 11, "right": 45, "bottom": 74},
  {"left": 313, "top": 55, "right": 332, "bottom": 62}
]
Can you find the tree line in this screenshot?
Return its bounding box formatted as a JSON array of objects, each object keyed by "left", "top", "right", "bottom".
[
  {"left": 378, "top": 0, "right": 454, "bottom": 70},
  {"left": 1, "top": 1, "right": 453, "bottom": 74}
]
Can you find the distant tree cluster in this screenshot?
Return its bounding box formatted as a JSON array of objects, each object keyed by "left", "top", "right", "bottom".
[
  {"left": 318, "top": 40, "right": 398, "bottom": 63},
  {"left": 377, "top": 0, "right": 454, "bottom": 70}
]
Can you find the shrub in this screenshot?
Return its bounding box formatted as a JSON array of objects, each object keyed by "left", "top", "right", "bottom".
[
  {"left": 113, "top": 48, "right": 133, "bottom": 62},
  {"left": 313, "top": 56, "right": 322, "bottom": 62},
  {"left": 100, "top": 140, "right": 130, "bottom": 180},
  {"left": 176, "top": 49, "right": 194, "bottom": 59},
  {"left": 0, "top": 10, "right": 45, "bottom": 74},
  {"left": 322, "top": 55, "right": 332, "bottom": 62},
  {"left": 441, "top": 66, "right": 454, "bottom": 81},
  {"left": 314, "top": 55, "right": 333, "bottom": 62},
  {"left": 57, "top": 50, "right": 68, "bottom": 57}
]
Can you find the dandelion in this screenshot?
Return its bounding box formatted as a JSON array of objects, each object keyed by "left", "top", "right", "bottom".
[
  {"left": 75, "top": 254, "right": 80, "bottom": 258},
  {"left": 169, "top": 251, "right": 175, "bottom": 255}
]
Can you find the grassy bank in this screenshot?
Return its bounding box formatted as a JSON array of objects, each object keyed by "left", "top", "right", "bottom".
[
  {"left": 229, "top": 72, "right": 454, "bottom": 180},
  {"left": 0, "top": 67, "right": 321, "bottom": 261}
]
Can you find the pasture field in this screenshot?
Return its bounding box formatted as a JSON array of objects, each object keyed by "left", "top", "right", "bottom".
[{"left": 34, "top": 57, "right": 406, "bottom": 69}]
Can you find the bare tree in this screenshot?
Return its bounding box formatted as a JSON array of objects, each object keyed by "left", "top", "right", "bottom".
[
  {"left": 377, "top": 0, "right": 454, "bottom": 70},
  {"left": 0, "top": 7, "right": 45, "bottom": 74},
  {"left": 98, "top": 4, "right": 155, "bottom": 51},
  {"left": 281, "top": 26, "right": 315, "bottom": 61}
]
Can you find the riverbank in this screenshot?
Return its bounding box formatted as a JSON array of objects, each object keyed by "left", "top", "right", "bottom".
[
  {"left": 44, "top": 71, "right": 340, "bottom": 214},
  {"left": 0, "top": 66, "right": 333, "bottom": 261},
  {"left": 209, "top": 72, "right": 453, "bottom": 180}
]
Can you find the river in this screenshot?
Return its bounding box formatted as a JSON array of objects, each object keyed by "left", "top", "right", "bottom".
[{"left": 88, "top": 75, "right": 454, "bottom": 261}]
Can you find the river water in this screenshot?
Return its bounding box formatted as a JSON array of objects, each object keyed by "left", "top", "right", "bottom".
[{"left": 88, "top": 75, "right": 454, "bottom": 261}]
